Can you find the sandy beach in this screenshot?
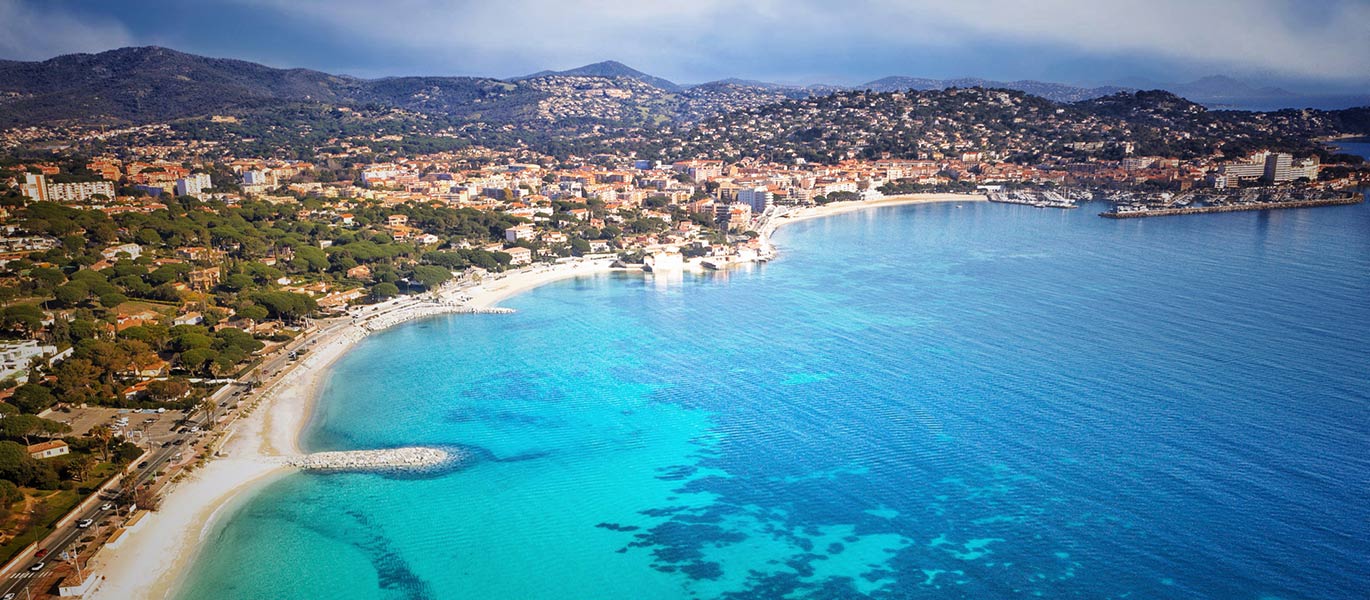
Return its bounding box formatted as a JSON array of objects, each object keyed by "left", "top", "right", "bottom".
[
  {"left": 765, "top": 193, "right": 985, "bottom": 231},
  {"left": 86, "top": 195, "right": 974, "bottom": 599}
]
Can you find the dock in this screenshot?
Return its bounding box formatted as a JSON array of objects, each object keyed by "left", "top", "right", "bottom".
[{"left": 1100, "top": 194, "right": 1362, "bottom": 218}]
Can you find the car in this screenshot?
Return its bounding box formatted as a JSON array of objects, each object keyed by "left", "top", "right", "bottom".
[
  {"left": 172, "top": 439, "right": 185, "bottom": 446},
  {"left": 6, "top": 591, "right": 19, "bottom": 599},
  {"left": 137, "top": 461, "right": 149, "bottom": 469},
  {"left": 28, "top": 562, "right": 44, "bottom": 572},
  {"left": 76, "top": 518, "right": 94, "bottom": 528},
  {"left": 100, "top": 502, "right": 113, "bottom": 511},
  {"left": 34, "top": 548, "right": 47, "bottom": 558},
  {"left": 161, "top": 441, "right": 172, "bottom": 448}
]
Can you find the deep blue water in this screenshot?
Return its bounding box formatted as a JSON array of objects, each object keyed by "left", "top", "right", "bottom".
[{"left": 177, "top": 198, "right": 1370, "bottom": 599}]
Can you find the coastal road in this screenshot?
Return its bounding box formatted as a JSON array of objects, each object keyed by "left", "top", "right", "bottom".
[{"left": 0, "top": 307, "right": 417, "bottom": 598}]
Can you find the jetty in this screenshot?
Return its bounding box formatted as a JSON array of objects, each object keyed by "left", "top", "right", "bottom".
[
  {"left": 288, "top": 447, "right": 454, "bottom": 472},
  {"left": 1101, "top": 194, "right": 1362, "bottom": 219}
]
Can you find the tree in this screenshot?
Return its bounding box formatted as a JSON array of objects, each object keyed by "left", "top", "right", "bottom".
[
  {"left": 63, "top": 454, "right": 94, "bottom": 482},
  {"left": 410, "top": 265, "right": 450, "bottom": 289},
  {"left": 0, "top": 479, "right": 21, "bottom": 506},
  {"left": 170, "top": 332, "right": 214, "bottom": 353},
  {"left": 0, "top": 304, "right": 45, "bottom": 336},
  {"left": 10, "top": 383, "right": 56, "bottom": 413},
  {"left": 0, "top": 441, "right": 34, "bottom": 486},
  {"left": 145, "top": 379, "right": 190, "bottom": 401},
  {"left": 88, "top": 425, "right": 114, "bottom": 462},
  {"left": 237, "top": 305, "right": 269, "bottom": 323},
  {"left": 178, "top": 347, "right": 219, "bottom": 375},
  {"left": 370, "top": 282, "right": 399, "bottom": 300},
  {"left": 250, "top": 291, "right": 316, "bottom": 322},
  {"left": 53, "top": 282, "right": 90, "bottom": 307},
  {"left": 291, "top": 245, "right": 329, "bottom": 272},
  {"left": 54, "top": 358, "right": 105, "bottom": 405},
  {"left": 99, "top": 292, "right": 128, "bottom": 308},
  {"left": 0, "top": 414, "right": 64, "bottom": 445}
]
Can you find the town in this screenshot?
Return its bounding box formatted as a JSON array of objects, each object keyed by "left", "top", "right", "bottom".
[{"left": 0, "top": 53, "right": 1366, "bottom": 600}]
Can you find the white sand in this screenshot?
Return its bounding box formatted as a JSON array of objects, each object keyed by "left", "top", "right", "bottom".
[
  {"left": 766, "top": 193, "right": 985, "bottom": 232},
  {"left": 86, "top": 196, "right": 977, "bottom": 598}
]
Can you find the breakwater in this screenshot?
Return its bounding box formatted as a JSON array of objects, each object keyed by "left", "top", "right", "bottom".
[
  {"left": 1101, "top": 194, "right": 1362, "bottom": 218},
  {"left": 287, "top": 447, "right": 454, "bottom": 472}
]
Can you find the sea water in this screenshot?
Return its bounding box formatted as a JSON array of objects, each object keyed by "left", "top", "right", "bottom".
[{"left": 177, "top": 198, "right": 1370, "bottom": 599}]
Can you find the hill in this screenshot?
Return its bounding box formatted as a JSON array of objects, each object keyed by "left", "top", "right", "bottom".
[
  {"left": 514, "top": 60, "right": 682, "bottom": 92},
  {"left": 861, "top": 76, "right": 1130, "bottom": 103}
]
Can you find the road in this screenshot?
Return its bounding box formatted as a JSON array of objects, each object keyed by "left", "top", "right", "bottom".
[
  {"left": 0, "top": 322, "right": 332, "bottom": 599},
  {"left": 0, "top": 305, "right": 424, "bottom": 599}
]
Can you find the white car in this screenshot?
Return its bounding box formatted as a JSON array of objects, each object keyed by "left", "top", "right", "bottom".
[
  {"left": 99, "top": 502, "right": 113, "bottom": 511},
  {"left": 77, "top": 518, "right": 94, "bottom": 528}
]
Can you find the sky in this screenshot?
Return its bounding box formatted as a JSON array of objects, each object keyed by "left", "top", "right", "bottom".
[{"left": 2, "top": 0, "right": 1368, "bottom": 91}]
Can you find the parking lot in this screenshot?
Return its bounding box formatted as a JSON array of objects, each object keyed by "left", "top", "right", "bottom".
[{"left": 42, "top": 405, "right": 190, "bottom": 448}]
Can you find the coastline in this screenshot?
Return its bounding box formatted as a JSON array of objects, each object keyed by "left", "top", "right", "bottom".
[
  {"left": 86, "top": 258, "right": 618, "bottom": 600},
  {"left": 87, "top": 195, "right": 977, "bottom": 599}
]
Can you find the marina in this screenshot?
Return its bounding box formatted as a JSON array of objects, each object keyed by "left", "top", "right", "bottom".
[{"left": 987, "top": 189, "right": 1079, "bottom": 209}]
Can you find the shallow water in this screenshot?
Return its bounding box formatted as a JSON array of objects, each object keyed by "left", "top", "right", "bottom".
[{"left": 178, "top": 198, "right": 1370, "bottom": 599}]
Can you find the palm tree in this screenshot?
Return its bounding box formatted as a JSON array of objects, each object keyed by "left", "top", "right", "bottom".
[{"left": 89, "top": 424, "right": 114, "bottom": 463}]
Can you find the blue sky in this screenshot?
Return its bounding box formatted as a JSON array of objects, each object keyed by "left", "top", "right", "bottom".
[{"left": 2, "top": 0, "right": 1367, "bottom": 90}]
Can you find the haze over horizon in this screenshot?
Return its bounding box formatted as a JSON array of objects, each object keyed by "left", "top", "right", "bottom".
[{"left": 2, "top": 0, "right": 1368, "bottom": 93}]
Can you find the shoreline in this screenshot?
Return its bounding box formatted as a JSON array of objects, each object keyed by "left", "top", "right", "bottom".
[
  {"left": 86, "top": 258, "right": 618, "bottom": 600},
  {"left": 759, "top": 193, "right": 985, "bottom": 247},
  {"left": 87, "top": 196, "right": 976, "bottom": 599}
]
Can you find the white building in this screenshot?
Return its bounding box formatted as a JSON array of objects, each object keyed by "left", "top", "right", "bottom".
[
  {"left": 505, "top": 224, "right": 535, "bottom": 243},
  {"left": 242, "top": 170, "right": 274, "bottom": 186},
  {"left": 0, "top": 340, "right": 57, "bottom": 382},
  {"left": 176, "top": 173, "right": 213, "bottom": 196},
  {"left": 736, "top": 186, "right": 773, "bottom": 213},
  {"left": 47, "top": 180, "right": 115, "bottom": 203},
  {"left": 19, "top": 173, "right": 46, "bottom": 202},
  {"left": 100, "top": 243, "right": 143, "bottom": 261}
]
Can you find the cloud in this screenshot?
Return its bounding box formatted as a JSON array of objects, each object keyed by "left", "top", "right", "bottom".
[
  {"left": 876, "top": 0, "right": 1370, "bottom": 82},
  {"left": 0, "top": 0, "right": 134, "bottom": 60},
  {"left": 226, "top": 0, "right": 1369, "bottom": 83}
]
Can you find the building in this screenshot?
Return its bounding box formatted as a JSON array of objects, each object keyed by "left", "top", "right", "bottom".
[
  {"left": 47, "top": 180, "right": 116, "bottom": 203},
  {"left": 19, "top": 173, "right": 47, "bottom": 202},
  {"left": 100, "top": 243, "right": 143, "bottom": 261},
  {"left": 1218, "top": 152, "right": 1316, "bottom": 185},
  {"left": 27, "top": 440, "right": 70, "bottom": 460},
  {"left": 736, "top": 186, "right": 774, "bottom": 213},
  {"left": 504, "top": 246, "right": 532, "bottom": 265},
  {"left": 0, "top": 340, "right": 57, "bottom": 382},
  {"left": 505, "top": 224, "right": 535, "bottom": 243},
  {"left": 242, "top": 170, "right": 274, "bottom": 186},
  {"left": 176, "top": 173, "right": 213, "bottom": 196}
]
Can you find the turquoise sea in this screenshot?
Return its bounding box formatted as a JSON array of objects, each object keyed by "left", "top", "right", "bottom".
[{"left": 177, "top": 196, "right": 1370, "bottom": 599}]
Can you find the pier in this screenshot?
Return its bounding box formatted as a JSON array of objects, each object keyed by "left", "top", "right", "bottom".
[{"left": 1100, "top": 194, "right": 1362, "bottom": 218}]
